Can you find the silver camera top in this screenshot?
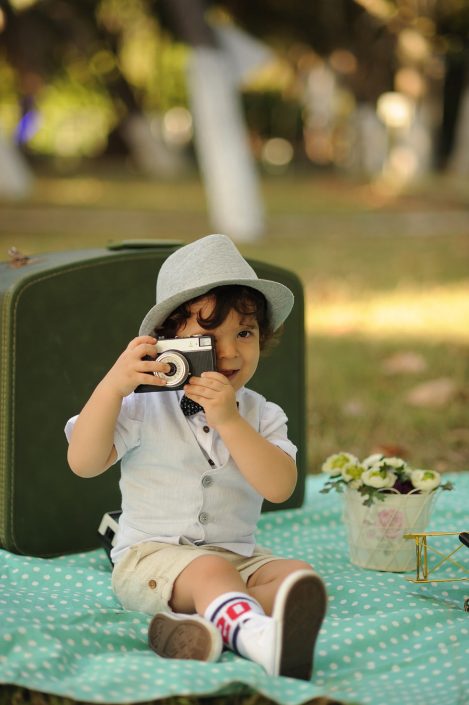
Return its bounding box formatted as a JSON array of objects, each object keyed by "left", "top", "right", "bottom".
[{"left": 155, "top": 334, "right": 213, "bottom": 353}]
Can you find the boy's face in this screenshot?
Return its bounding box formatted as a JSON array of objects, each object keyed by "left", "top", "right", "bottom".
[{"left": 177, "top": 296, "right": 260, "bottom": 391}]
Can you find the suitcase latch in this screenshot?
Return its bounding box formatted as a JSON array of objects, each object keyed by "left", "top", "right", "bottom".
[{"left": 8, "top": 247, "right": 31, "bottom": 268}]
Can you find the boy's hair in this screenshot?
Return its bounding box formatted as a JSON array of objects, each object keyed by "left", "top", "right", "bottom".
[{"left": 153, "top": 285, "right": 279, "bottom": 352}]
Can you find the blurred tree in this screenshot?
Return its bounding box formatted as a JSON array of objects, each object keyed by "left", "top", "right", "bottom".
[
  {"left": 1, "top": 0, "right": 468, "bottom": 183},
  {"left": 433, "top": 0, "right": 469, "bottom": 172},
  {"left": 217, "top": 0, "right": 469, "bottom": 174},
  {"left": 216, "top": 0, "right": 396, "bottom": 101},
  {"left": 0, "top": 0, "right": 186, "bottom": 175}
]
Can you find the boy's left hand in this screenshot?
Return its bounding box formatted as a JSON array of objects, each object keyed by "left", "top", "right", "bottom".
[{"left": 184, "top": 372, "right": 238, "bottom": 428}]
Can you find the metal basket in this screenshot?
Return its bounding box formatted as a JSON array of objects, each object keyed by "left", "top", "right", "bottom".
[{"left": 343, "top": 487, "right": 438, "bottom": 572}]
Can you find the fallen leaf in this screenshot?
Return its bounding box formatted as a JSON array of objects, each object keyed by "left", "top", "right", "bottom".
[
  {"left": 405, "top": 377, "right": 458, "bottom": 409},
  {"left": 372, "top": 444, "right": 409, "bottom": 459},
  {"left": 382, "top": 351, "right": 427, "bottom": 375}
]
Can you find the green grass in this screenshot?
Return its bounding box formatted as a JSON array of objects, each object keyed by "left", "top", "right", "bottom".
[
  {"left": 2, "top": 168, "right": 468, "bottom": 474},
  {"left": 0, "top": 167, "right": 467, "bottom": 705},
  {"left": 308, "top": 335, "right": 468, "bottom": 471}
]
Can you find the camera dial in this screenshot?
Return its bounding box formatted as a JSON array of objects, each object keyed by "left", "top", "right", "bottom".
[{"left": 155, "top": 350, "right": 190, "bottom": 388}]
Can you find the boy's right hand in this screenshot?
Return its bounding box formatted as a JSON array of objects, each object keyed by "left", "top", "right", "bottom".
[{"left": 102, "top": 336, "right": 170, "bottom": 398}]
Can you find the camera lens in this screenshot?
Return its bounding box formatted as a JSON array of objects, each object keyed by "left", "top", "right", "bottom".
[{"left": 155, "top": 351, "right": 190, "bottom": 388}]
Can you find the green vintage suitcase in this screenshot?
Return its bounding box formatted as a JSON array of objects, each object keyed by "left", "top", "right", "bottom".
[{"left": 0, "top": 241, "right": 306, "bottom": 557}]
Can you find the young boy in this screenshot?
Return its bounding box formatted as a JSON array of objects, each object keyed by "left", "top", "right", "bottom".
[{"left": 65, "top": 234, "right": 326, "bottom": 680}]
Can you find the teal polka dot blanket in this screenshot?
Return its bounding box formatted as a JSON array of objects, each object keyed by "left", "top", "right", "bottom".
[{"left": 1, "top": 473, "right": 468, "bottom": 705}]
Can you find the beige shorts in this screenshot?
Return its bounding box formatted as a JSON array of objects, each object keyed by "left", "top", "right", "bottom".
[{"left": 111, "top": 542, "right": 282, "bottom": 616}]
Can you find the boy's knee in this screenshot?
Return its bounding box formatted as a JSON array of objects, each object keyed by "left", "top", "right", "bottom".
[
  {"left": 271, "top": 558, "right": 315, "bottom": 581},
  {"left": 288, "top": 559, "right": 314, "bottom": 572},
  {"left": 190, "top": 554, "right": 234, "bottom": 578}
]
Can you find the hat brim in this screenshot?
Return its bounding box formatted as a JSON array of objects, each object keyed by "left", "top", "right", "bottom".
[{"left": 139, "top": 278, "right": 294, "bottom": 336}]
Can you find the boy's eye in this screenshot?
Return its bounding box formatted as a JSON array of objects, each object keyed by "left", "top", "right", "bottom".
[{"left": 238, "top": 330, "right": 252, "bottom": 338}]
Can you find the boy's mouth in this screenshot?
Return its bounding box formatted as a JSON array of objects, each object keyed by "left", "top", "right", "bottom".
[{"left": 219, "top": 369, "right": 238, "bottom": 380}]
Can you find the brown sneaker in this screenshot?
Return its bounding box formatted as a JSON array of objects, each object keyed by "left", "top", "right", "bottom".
[
  {"left": 272, "top": 569, "right": 327, "bottom": 680},
  {"left": 148, "top": 612, "right": 223, "bottom": 662},
  {"left": 235, "top": 570, "right": 327, "bottom": 680}
]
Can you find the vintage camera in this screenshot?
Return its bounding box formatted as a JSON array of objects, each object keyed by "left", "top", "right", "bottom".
[{"left": 135, "top": 334, "right": 216, "bottom": 393}]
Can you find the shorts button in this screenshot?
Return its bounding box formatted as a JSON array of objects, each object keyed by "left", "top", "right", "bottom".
[
  {"left": 202, "top": 475, "right": 213, "bottom": 488},
  {"left": 199, "top": 512, "right": 209, "bottom": 525},
  {"left": 148, "top": 579, "right": 157, "bottom": 589}
]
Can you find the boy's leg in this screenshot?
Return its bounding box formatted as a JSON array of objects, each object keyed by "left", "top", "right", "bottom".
[
  {"left": 170, "top": 553, "right": 248, "bottom": 614},
  {"left": 240, "top": 559, "right": 327, "bottom": 680},
  {"left": 149, "top": 553, "right": 327, "bottom": 680},
  {"left": 246, "top": 558, "right": 314, "bottom": 614},
  {"left": 149, "top": 554, "right": 263, "bottom": 662},
  {"left": 168, "top": 553, "right": 327, "bottom": 680}
]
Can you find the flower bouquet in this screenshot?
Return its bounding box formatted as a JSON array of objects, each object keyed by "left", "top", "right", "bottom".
[
  {"left": 321, "top": 452, "right": 453, "bottom": 506},
  {"left": 320, "top": 453, "right": 453, "bottom": 572}
]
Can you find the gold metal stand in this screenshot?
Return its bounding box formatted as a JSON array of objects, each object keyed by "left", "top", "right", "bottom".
[{"left": 404, "top": 531, "right": 469, "bottom": 611}]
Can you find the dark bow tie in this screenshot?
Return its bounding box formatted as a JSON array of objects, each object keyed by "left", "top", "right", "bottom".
[{"left": 180, "top": 395, "right": 204, "bottom": 417}]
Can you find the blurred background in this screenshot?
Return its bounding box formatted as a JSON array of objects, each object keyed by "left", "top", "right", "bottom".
[{"left": 1, "top": 0, "right": 468, "bottom": 474}]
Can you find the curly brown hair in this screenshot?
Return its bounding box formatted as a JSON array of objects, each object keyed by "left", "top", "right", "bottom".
[{"left": 152, "top": 285, "right": 280, "bottom": 352}]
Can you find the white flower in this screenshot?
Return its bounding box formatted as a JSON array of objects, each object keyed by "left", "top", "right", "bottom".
[
  {"left": 322, "top": 452, "right": 359, "bottom": 477},
  {"left": 341, "top": 461, "right": 365, "bottom": 485},
  {"left": 380, "top": 456, "right": 408, "bottom": 472},
  {"left": 321, "top": 450, "right": 453, "bottom": 505},
  {"left": 369, "top": 456, "right": 409, "bottom": 481},
  {"left": 362, "top": 453, "right": 385, "bottom": 469},
  {"left": 348, "top": 479, "right": 363, "bottom": 490},
  {"left": 410, "top": 469, "right": 441, "bottom": 492},
  {"left": 362, "top": 468, "right": 397, "bottom": 489}
]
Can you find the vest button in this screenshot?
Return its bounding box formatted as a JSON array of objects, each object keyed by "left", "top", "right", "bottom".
[
  {"left": 198, "top": 512, "right": 209, "bottom": 525},
  {"left": 208, "top": 459, "right": 215, "bottom": 467},
  {"left": 202, "top": 475, "right": 213, "bottom": 488},
  {"left": 148, "top": 579, "right": 157, "bottom": 589},
  {"left": 203, "top": 425, "right": 210, "bottom": 433}
]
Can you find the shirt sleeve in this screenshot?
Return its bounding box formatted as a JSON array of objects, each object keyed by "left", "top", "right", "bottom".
[
  {"left": 113, "top": 393, "right": 145, "bottom": 460},
  {"left": 259, "top": 400, "right": 298, "bottom": 460},
  {"left": 64, "top": 393, "right": 142, "bottom": 463}
]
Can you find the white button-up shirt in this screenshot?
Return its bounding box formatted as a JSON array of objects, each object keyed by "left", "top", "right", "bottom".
[{"left": 65, "top": 387, "right": 297, "bottom": 562}]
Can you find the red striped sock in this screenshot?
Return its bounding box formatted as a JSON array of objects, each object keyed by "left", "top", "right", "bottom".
[{"left": 204, "top": 592, "right": 265, "bottom": 653}]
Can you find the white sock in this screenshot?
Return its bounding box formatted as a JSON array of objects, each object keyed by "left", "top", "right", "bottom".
[
  {"left": 235, "top": 612, "right": 275, "bottom": 665},
  {"left": 204, "top": 592, "right": 267, "bottom": 655}
]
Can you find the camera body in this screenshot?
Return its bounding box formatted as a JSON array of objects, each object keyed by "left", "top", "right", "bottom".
[{"left": 135, "top": 334, "right": 217, "bottom": 393}]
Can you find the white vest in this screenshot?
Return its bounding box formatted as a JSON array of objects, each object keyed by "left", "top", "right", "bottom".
[{"left": 113, "top": 390, "right": 266, "bottom": 561}]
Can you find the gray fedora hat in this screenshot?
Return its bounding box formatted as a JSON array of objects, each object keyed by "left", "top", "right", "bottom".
[{"left": 139, "top": 234, "right": 294, "bottom": 335}]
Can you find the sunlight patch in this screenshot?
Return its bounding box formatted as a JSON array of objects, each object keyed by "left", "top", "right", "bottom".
[{"left": 307, "top": 282, "right": 469, "bottom": 342}]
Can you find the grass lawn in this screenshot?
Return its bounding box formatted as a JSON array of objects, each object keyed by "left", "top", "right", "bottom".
[
  {"left": 0, "top": 166, "right": 468, "bottom": 705},
  {"left": 2, "top": 167, "right": 468, "bottom": 473}
]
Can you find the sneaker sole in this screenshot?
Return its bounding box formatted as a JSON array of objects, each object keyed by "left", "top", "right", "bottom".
[
  {"left": 148, "top": 613, "right": 221, "bottom": 662},
  {"left": 273, "top": 570, "right": 327, "bottom": 680}
]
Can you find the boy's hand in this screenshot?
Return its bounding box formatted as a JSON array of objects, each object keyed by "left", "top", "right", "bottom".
[
  {"left": 184, "top": 371, "right": 238, "bottom": 428},
  {"left": 103, "top": 336, "right": 171, "bottom": 398}
]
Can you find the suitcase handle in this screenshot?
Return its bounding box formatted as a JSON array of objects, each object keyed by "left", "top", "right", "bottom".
[{"left": 107, "top": 240, "right": 183, "bottom": 251}]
